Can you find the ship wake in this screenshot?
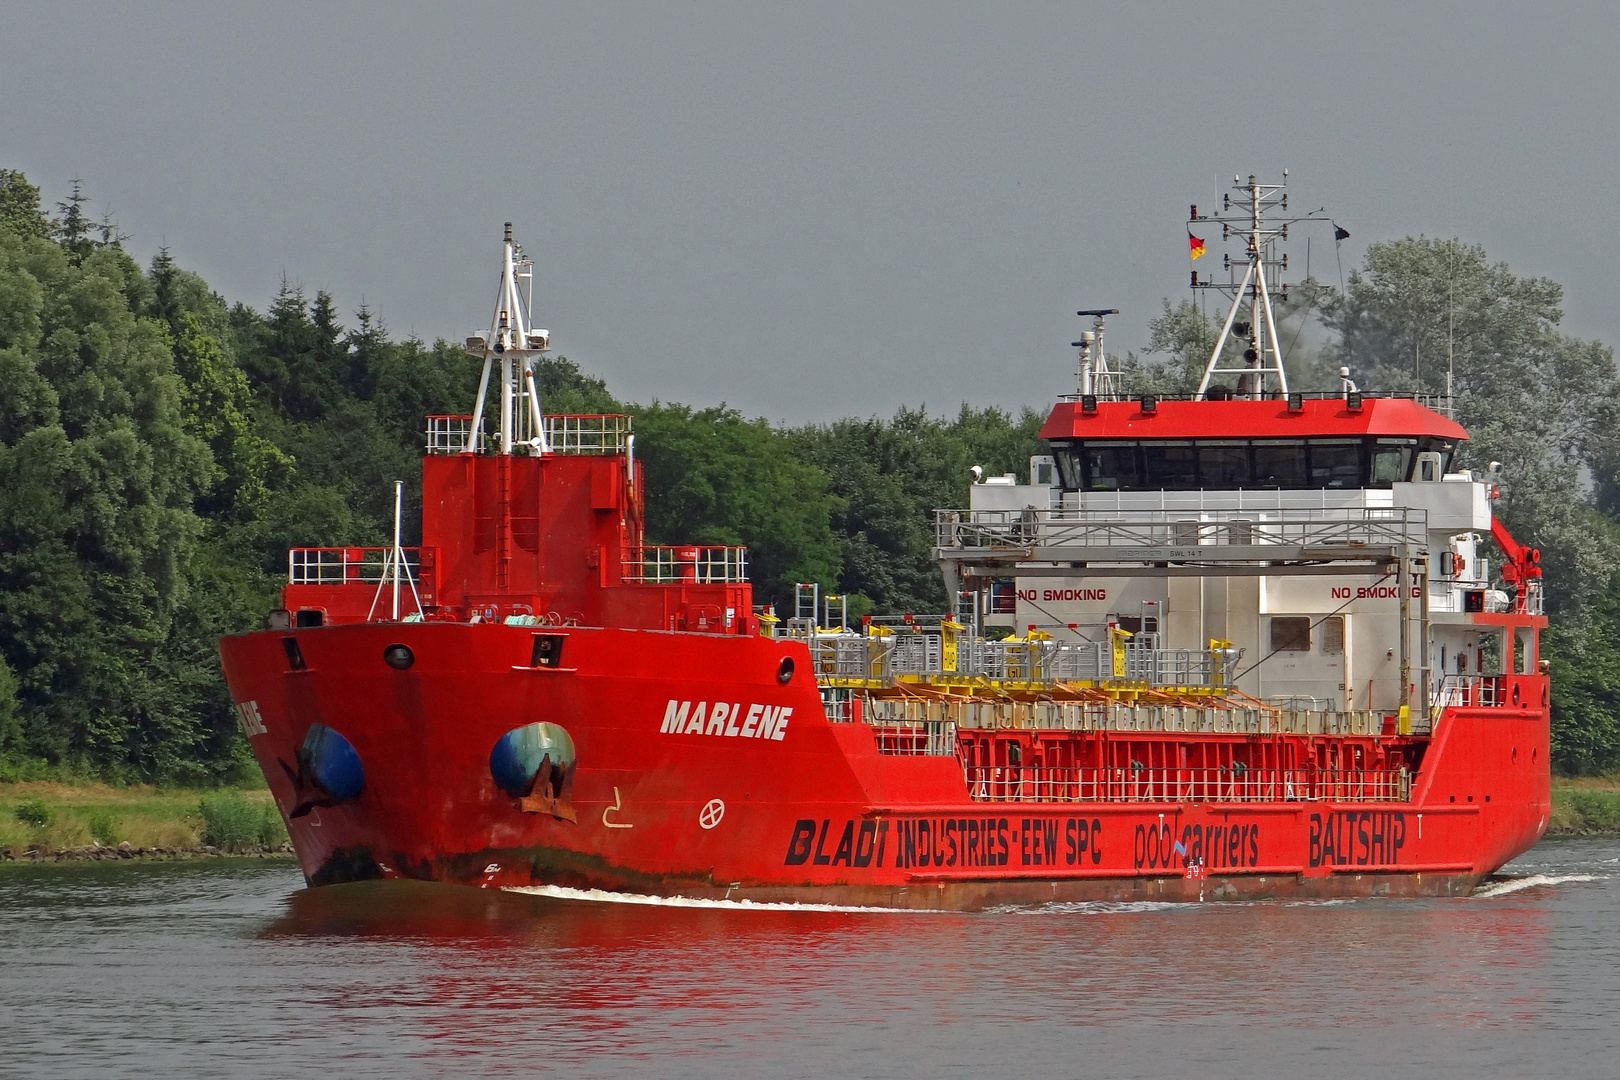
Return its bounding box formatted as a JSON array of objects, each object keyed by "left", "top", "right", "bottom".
[
  {"left": 1472, "top": 873, "right": 1606, "bottom": 898},
  {"left": 504, "top": 884, "right": 927, "bottom": 914}
]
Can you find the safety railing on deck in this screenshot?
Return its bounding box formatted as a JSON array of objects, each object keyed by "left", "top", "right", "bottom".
[
  {"left": 544, "top": 414, "right": 630, "bottom": 454},
  {"left": 802, "top": 631, "right": 1240, "bottom": 688},
  {"left": 871, "top": 721, "right": 958, "bottom": 757},
  {"left": 289, "top": 547, "right": 423, "bottom": 586},
  {"left": 964, "top": 765, "right": 1411, "bottom": 804},
  {"left": 1434, "top": 675, "right": 1507, "bottom": 710},
  {"left": 621, "top": 545, "right": 748, "bottom": 583},
  {"left": 426, "top": 415, "right": 476, "bottom": 454},
  {"left": 935, "top": 506, "right": 1427, "bottom": 552}
]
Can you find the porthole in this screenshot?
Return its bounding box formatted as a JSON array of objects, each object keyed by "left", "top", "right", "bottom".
[
  {"left": 383, "top": 644, "right": 415, "bottom": 670},
  {"left": 777, "top": 656, "right": 795, "bottom": 684}
]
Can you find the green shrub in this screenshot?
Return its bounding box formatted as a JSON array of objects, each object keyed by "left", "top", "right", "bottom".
[
  {"left": 86, "top": 809, "right": 118, "bottom": 846},
  {"left": 257, "top": 805, "right": 289, "bottom": 848},
  {"left": 198, "top": 791, "right": 263, "bottom": 851},
  {"left": 1569, "top": 790, "right": 1620, "bottom": 831},
  {"left": 14, "top": 798, "right": 51, "bottom": 829}
]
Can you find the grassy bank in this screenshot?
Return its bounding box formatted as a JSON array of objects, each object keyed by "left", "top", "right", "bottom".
[
  {"left": 1548, "top": 776, "right": 1620, "bottom": 833},
  {"left": 0, "top": 781, "right": 288, "bottom": 856},
  {"left": 3, "top": 775, "right": 1617, "bottom": 860}
]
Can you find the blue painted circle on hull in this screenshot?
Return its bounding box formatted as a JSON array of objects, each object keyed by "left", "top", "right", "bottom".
[
  {"left": 489, "top": 723, "right": 577, "bottom": 798},
  {"left": 300, "top": 723, "right": 365, "bottom": 803}
]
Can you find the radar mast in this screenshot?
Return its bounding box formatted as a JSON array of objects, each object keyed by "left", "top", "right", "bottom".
[
  {"left": 1191, "top": 173, "right": 1297, "bottom": 399},
  {"left": 1073, "top": 308, "right": 1121, "bottom": 399},
  {"left": 464, "top": 223, "right": 551, "bottom": 454}
]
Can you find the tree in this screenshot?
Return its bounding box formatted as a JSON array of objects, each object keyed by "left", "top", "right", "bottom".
[
  {"left": 1324, "top": 238, "right": 1620, "bottom": 621},
  {"left": 1546, "top": 570, "right": 1620, "bottom": 774},
  {"left": 0, "top": 200, "right": 216, "bottom": 775},
  {"left": 0, "top": 170, "right": 50, "bottom": 239},
  {"left": 792, "top": 405, "right": 1044, "bottom": 615},
  {"left": 633, "top": 403, "right": 841, "bottom": 611}
]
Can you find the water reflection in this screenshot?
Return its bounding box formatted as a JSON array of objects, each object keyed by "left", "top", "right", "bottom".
[{"left": 2, "top": 840, "right": 1615, "bottom": 1079}]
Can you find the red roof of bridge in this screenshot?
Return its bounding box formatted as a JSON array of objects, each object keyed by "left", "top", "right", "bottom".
[{"left": 1039, "top": 397, "right": 1469, "bottom": 442}]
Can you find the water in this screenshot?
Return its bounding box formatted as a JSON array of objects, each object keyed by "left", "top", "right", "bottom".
[{"left": 2, "top": 839, "right": 1617, "bottom": 1079}]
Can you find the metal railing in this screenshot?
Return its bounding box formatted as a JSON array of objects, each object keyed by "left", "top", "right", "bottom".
[
  {"left": 964, "top": 765, "right": 1411, "bottom": 804},
  {"left": 935, "top": 506, "right": 1427, "bottom": 553},
  {"left": 426, "top": 415, "right": 476, "bottom": 454},
  {"left": 621, "top": 545, "right": 748, "bottom": 583},
  {"left": 1434, "top": 675, "right": 1507, "bottom": 710},
  {"left": 289, "top": 547, "right": 423, "bottom": 586},
  {"left": 800, "top": 630, "right": 1241, "bottom": 689},
  {"left": 545, "top": 414, "right": 630, "bottom": 454},
  {"left": 872, "top": 721, "right": 958, "bottom": 757},
  {"left": 1051, "top": 390, "right": 1454, "bottom": 417}
]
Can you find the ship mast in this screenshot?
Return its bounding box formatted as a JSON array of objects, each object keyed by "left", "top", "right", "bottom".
[
  {"left": 1192, "top": 173, "right": 1293, "bottom": 400},
  {"left": 464, "top": 223, "right": 551, "bottom": 454},
  {"left": 1073, "top": 307, "right": 1121, "bottom": 400}
]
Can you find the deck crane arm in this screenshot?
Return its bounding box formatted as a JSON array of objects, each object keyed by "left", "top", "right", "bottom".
[
  {"left": 1490, "top": 516, "right": 1542, "bottom": 615},
  {"left": 1490, "top": 517, "right": 1541, "bottom": 586}
]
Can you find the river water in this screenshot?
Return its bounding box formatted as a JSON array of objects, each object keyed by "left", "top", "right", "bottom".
[{"left": 1, "top": 838, "right": 1616, "bottom": 1079}]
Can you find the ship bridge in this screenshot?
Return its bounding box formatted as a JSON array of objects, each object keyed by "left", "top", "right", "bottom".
[{"left": 935, "top": 393, "right": 1544, "bottom": 731}]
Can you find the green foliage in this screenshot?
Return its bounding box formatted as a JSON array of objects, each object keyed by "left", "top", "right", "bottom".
[
  {"left": 0, "top": 170, "right": 50, "bottom": 239},
  {"left": 791, "top": 405, "right": 1044, "bottom": 615},
  {"left": 0, "top": 656, "right": 18, "bottom": 756},
  {"left": 1325, "top": 238, "right": 1620, "bottom": 621},
  {"left": 85, "top": 808, "right": 117, "bottom": 845},
  {"left": 634, "top": 402, "right": 841, "bottom": 611},
  {"left": 14, "top": 797, "right": 51, "bottom": 828},
  {"left": 1545, "top": 572, "right": 1620, "bottom": 774},
  {"left": 196, "top": 789, "right": 279, "bottom": 851},
  {"left": 1566, "top": 790, "right": 1620, "bottom": 831}
]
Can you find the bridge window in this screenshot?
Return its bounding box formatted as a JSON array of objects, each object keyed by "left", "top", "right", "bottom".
[
  {"left": 1252, "top": 441, "right": 1306, "bottom": 486},
  {"left": 1080, "top": 443, "right": 1141, "bottom": 490},
  {"left": 1200, "top": 442, "right": 1251, "bottom": 486},
  {"left": 1307, "top": 440, "right": 1361, "bottom": 488},
  {"left": 1055, "top": 436, "right": 1448, "bottom": 492},
  {"left": 1370, "top": 439, "right": 1415, "bottom": 484},
  {"left": 1142, "top": 442, "right": 1199, "bottom": 490}
]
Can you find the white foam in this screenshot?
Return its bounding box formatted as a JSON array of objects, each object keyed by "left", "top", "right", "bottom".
[
  {"left": 996, "top": 900, "right": 1190, "bottom": 916},
  {"left": 503, "top": 883, "right": 927, "bottom": 914},
  {"left": 1472, "top": 873, "right": 1605, "bottom": 898}
]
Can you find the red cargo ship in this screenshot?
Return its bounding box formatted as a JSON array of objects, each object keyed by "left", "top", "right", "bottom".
[{"left": 220, "top": 186, "right": 1550, "bottom": 908}]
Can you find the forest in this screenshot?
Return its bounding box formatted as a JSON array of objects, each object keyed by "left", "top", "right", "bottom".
[{"left": 3, "top": 168, "right": 1620, "bottom": 781}]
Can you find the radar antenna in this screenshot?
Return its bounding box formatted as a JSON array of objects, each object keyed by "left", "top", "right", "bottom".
[
  {"left": 1073, "top": 308, "right": 1121, "bottom": 399},
  {"left": 463, "top": 222, "right": 552, "bottom": 454},
  {"left": 1190, "top": 173, "right": 1302, "bottom": 400}
]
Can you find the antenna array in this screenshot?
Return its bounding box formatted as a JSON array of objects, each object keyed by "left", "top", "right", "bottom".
[{"left": 1190, "top": 173, "right": 1299, "bottom": 399}]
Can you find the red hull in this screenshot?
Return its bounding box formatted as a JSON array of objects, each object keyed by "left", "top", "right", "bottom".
[{"left": 219, "top": 621, "right": 1551, "bottom": 910}]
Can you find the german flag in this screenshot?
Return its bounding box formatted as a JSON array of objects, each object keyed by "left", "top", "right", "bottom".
[{"left": 1188, "top": 232, "right": 1206, "bottom": 260}]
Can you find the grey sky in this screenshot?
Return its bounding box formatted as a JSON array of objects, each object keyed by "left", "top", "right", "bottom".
[{"left": 4, "top": 2, "right": 1617, "bottom": 423}]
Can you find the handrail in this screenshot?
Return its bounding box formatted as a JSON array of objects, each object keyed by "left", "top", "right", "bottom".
[
  {"left": 871, "top": 721, "right": 958, "bottom": 757},
  {"left": 1433, "top": 675, "right": 1507, "bottom": 711},
  {"left": 621, "top": 545, "right": 748, "bottom": 584},
  {"left": 936, "top": 506, "right": 1428, "bottom": 552},
  {"left": 796, "top": 630, "right": 1241, "bottom": 689},
  {"left": 289, "top": 546, "right": 426, "bottom": 586},
  {"left": 964, "top": 764, "right": 1411, "bottom": 804},
  {"left": 544, "top": 414, "right": 631, "bottom": 454}
]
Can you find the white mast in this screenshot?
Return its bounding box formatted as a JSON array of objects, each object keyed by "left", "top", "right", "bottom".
[
  {"left": 1193, "top": 174, "right": 1292, "bottom": 400},
  {"left": 367, "top": 479, "right": 423, "bottom": 621},
  {"left": 464, "top": 222, "right": 552, "bottom": 454},
  {"left": 1073, "top": 308, "right": 1120, "bottom": 400}
]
